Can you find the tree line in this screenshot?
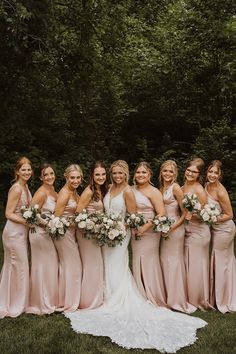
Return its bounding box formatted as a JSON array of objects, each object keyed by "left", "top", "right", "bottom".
[{"left": 0, "top": 0, "right": 235, "bottom": 210}]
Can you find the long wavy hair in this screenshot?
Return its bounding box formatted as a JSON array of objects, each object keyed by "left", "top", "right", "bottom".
[
  {"left": 89, "top": 161, "right": 108, "bottom": 201},
  {"left": 13, "top": 156, "right": 32, "bottom": 182},
  {"left": 206, "top": 160, "right": 223, "bottom": 182},
  {"left": 159, "top": 160, "right": 178, "bottom": 189},
  {"left": 110, "top": 160, "right": 129, "bottom": 184}
]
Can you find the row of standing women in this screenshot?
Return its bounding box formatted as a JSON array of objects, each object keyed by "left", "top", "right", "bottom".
[{"left": 0, "top": 157, "right": 235, "bottom": 320}]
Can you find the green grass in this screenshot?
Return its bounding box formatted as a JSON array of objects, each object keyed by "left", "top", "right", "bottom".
[{"left": 0, "top": 213, "right": 236, "bottom": 354}]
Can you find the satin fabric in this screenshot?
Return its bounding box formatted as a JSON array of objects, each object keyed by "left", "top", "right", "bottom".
[
  {"left": 184, "top": 216, "right": 212, "bottom": 310},
  {"left": 76, "top": 199, "right": 104, "bottom": 309},
  {"left": 65, "top": 189, "right": 207, "bottom": 353},
  {"left": 161, "top": 184, "right": 196, "bottom": 313},
  {"left": 0, "top": 185, "right": 31, "bottom": 318},
  {"left": 131, "top": 187, "right": 167, "bottom": 307},
  {"left": 54, "top": 199, "right": 82, "bottom": 312},
  {"left": 27, "top": 196, "right": 59, "bottom": 314},
  {"left": 206, "top": 190, "right": 236, "bottom": 313}
]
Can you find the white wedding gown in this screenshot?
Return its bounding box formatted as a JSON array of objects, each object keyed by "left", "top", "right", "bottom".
[{"left": 65, "top": 190, "right": 207, "bottom": 353}]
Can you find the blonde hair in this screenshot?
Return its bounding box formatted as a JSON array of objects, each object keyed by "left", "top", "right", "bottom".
[
  {"left": 206, "top": 160, "right": 223, "bottom": 181},
  {"left": 133, "top": 161, "right": 153, "bottom": 185},
  {"left": 14, "top": 156, "right": 32, "bottom": 181},
  {"left": 64, "top": 164, "right": 83, "bottom": 180},
  {"left": 159, "top": 160, "right": 178, "bottom": 189},
  {"left": 110, "top": 160, "right": 129, "bottom": 183}
]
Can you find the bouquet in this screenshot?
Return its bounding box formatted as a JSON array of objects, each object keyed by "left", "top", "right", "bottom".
[
  {"left": 152, "top": 216, "right": 175, "bottom": 238},
  {"left": 74, "top": 210, "right": 104, "bottom": 240},
  {"left": 199, "top": 203, "right": 220, "bottom": 226},
  {"left": 95, "top": 213, "right": 126, "bottom": 247},
  {"left": 20, "top": 204, "right": 40, "bottom": 233},
  {"left": 46, "top": 215, "right": 71, "bottom": 239},
  {"left": 125, "top": 212, "right": 147, "bottom": 240},
  {"left": 182, "top": 193, "right": 201, "bottom": 214}
]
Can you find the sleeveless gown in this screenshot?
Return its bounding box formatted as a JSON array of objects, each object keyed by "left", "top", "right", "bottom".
[
  {"left": 0, "top": 185, "right": 31, "bottom": 318},
  {"left": 27, "top": 195, "right": 59, "bottom": 314},
  {"left": 54, "top": 198, "right": 82, "bottom": 312},
  {"left": 206, "top": 189, "right": 236, "bottom": 313},
  {"left": 161, "top": 184, "right": 196, "bottom": 313},
  {"left": 184, "top": 196, "right": 212, "bottom": 310},
  {"left": 131, "top": 187, "right": 166, "bottom": 306},
  {"left": 76, "top": 199, "right": 104, "bottom": 309},
  {"left": 65, "top": 190, "right": 207, "bottom": 352}
]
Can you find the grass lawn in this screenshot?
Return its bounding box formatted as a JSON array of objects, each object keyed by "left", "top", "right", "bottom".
[{"left": 0, "top": 213, "right": 235, "bottom": 354}]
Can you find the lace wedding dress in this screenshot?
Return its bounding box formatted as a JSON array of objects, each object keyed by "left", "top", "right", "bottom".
[{"left": 65, "top": 190, "right": 207, "bottom": 353}]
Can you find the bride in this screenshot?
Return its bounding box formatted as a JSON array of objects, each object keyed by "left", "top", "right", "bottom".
[{"left": 65, "top": 160, "right": 207, "bottom": 353}]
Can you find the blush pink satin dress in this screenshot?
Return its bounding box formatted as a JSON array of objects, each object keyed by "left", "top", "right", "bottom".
[
  {"left": 206, "top": 190, "right": 236, "bottom": 313},
  {"left": 76, "top": 199, "right": 104, "bottom": 309},
  {"left": 184, "top": 201, "right": 212, "bottom": 310},
  {"left": 27, "top": 196, "right": 59, "bottom": 314},
  {"left": 0, "top": 185, "right": 31, "bottom": 318},
  {"left": 161, "top": 184, "right": 196, "bottom": 313},
  {"left": 131, "top": 188, "right": 166, "bottom": 307},
  {"left": 54, "top": 198, "right": 82, "bottom": 312}
]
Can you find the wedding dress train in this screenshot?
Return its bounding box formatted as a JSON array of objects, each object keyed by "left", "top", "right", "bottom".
[{"left": 65, "top": 190, "right": 207, "bottom": 353}]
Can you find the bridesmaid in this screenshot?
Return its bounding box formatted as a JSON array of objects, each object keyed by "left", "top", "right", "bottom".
[
  {"left": 182, "top": 157, "right": 212, "bottom": 310},
  {"left": 27, "top": 163, "right": 59, "bottom": 315},
  {"left": 206, "top": 160, "right": 236, "bottom": 312},
  {"left": 131, "top": 161, "right": 167, "bottom": 307},
  {"left": 76, "top": 161, "right": 107, "bottom": 309},
  {"left": 54, "top": 164, "right": 82, "bottom": 312},
  {"left": 0, "top": 157, "right": 32, "bottom": 318},
  {"left": 159, "top": 160, "right": 196, "bottom": 313}
]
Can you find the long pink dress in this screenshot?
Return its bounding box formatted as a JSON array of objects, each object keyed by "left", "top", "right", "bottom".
[
  {"left": 0, "top": 185, "right": 31, "bottom": 318},
  {"left": 184, "top": 205, "right": 212, "bottom": 310},
  {"left": 206, "top": 189, "right": 236, "bottom": 313},
  {"left": 54, "top": 199, "right": 82, "bottom": 312},
  {"left": 76, "top": 200, "right": 104, "bottom": 309},
  {"left": 131, "top": 188, "right": 166, "bottom": 307},
  {"left": 161, "top": 184, "right": 196, "bottom": 313},
  {"left": 27, "top": 196, "right": 59, "bottom": 314}
]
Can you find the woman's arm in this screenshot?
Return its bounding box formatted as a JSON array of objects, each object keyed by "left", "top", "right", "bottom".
[
  {"left": 124, "top": 187, "right": 136, "bottom": 214},
  {"left": 171, "top": 184, "right": 187, "bottom": 230},
  {"left": 5, "top": 185, "right": 28, "bottom": 225},
  {"left": 54, "top": 189, "right": 69, "bottom": 217},
  {"left": 217, "top": 187, "right": 233, "bottom": 222},
  {"left": 76, "top": 187, "right": 92, "bottom": 213}
]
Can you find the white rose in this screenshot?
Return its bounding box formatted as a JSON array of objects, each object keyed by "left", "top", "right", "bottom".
[
  {"left": 202, "top": 212, "right": 210, "bottom": 221},
  {"left": 24, "top": 210, "right": 33, "bottom": 219},
  {"left": 78, "top": 221, "right": 86, "bottom": 229},
  {"left": 161, "top": 225, "right": 170, "bottom": 233},
  {"left": 34, "top": 204, "right": 39, "bottom": 210},
  {"left": 108, "top": 229, "right": 120, "bottom": 240},
  {"left": 159, "top": 216, "right": 166, "bottom": 222},
  {"left": 58, "top": 228, "right": 65, "bottom": 235},
  {"left": 130, "top": 214, "right": 136, "bottom": 219}
]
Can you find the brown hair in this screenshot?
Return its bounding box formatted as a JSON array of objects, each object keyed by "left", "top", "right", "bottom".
[
  {"left": 89, "top": 161, "right": 108, "bottom": 201},
  {"left": 185, "top": 157, "right": 205, "bottom": 183},
  {"left": 39, "top": 163, "right": 55, "bottom": 180},
  {"left": 133, "top": 161, "right": 153, "bottom": 185},
  {"left": 14, "top": 156, "right": 32, "bottom": 181},
  {"left": 159, "top": 160, "right": 178, "bottom": 189},
  {"left": 206, "top": 160, "right": 223, "bottom": 181},
  {"left": 110, "top": 160, "right": 129, "bottom": 183}
]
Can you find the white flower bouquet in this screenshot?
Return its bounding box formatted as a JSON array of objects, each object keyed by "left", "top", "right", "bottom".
[
  {"left": 95, "top": 213, "right": 126, "bottom": 247},
  {"left": 74, "top": 210, "right": 104, "bottom": 240},
  {"left": 199, "top": 203, "right": 220, "bottom": 226},
  {"left": 46, "top": 215, "right": 71, "bottom": 239},
  {"left": 152, "top": 215, "right": 175, "bottom": 238},
  {"left": 182, "top": 193, "right": 202, "bottom": 214},
  {"left": 20, "top": 204, "right": 40, "bottom": 233},
  {"left": 125, "top": 212, "right": 147, "bottom": 240}
]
